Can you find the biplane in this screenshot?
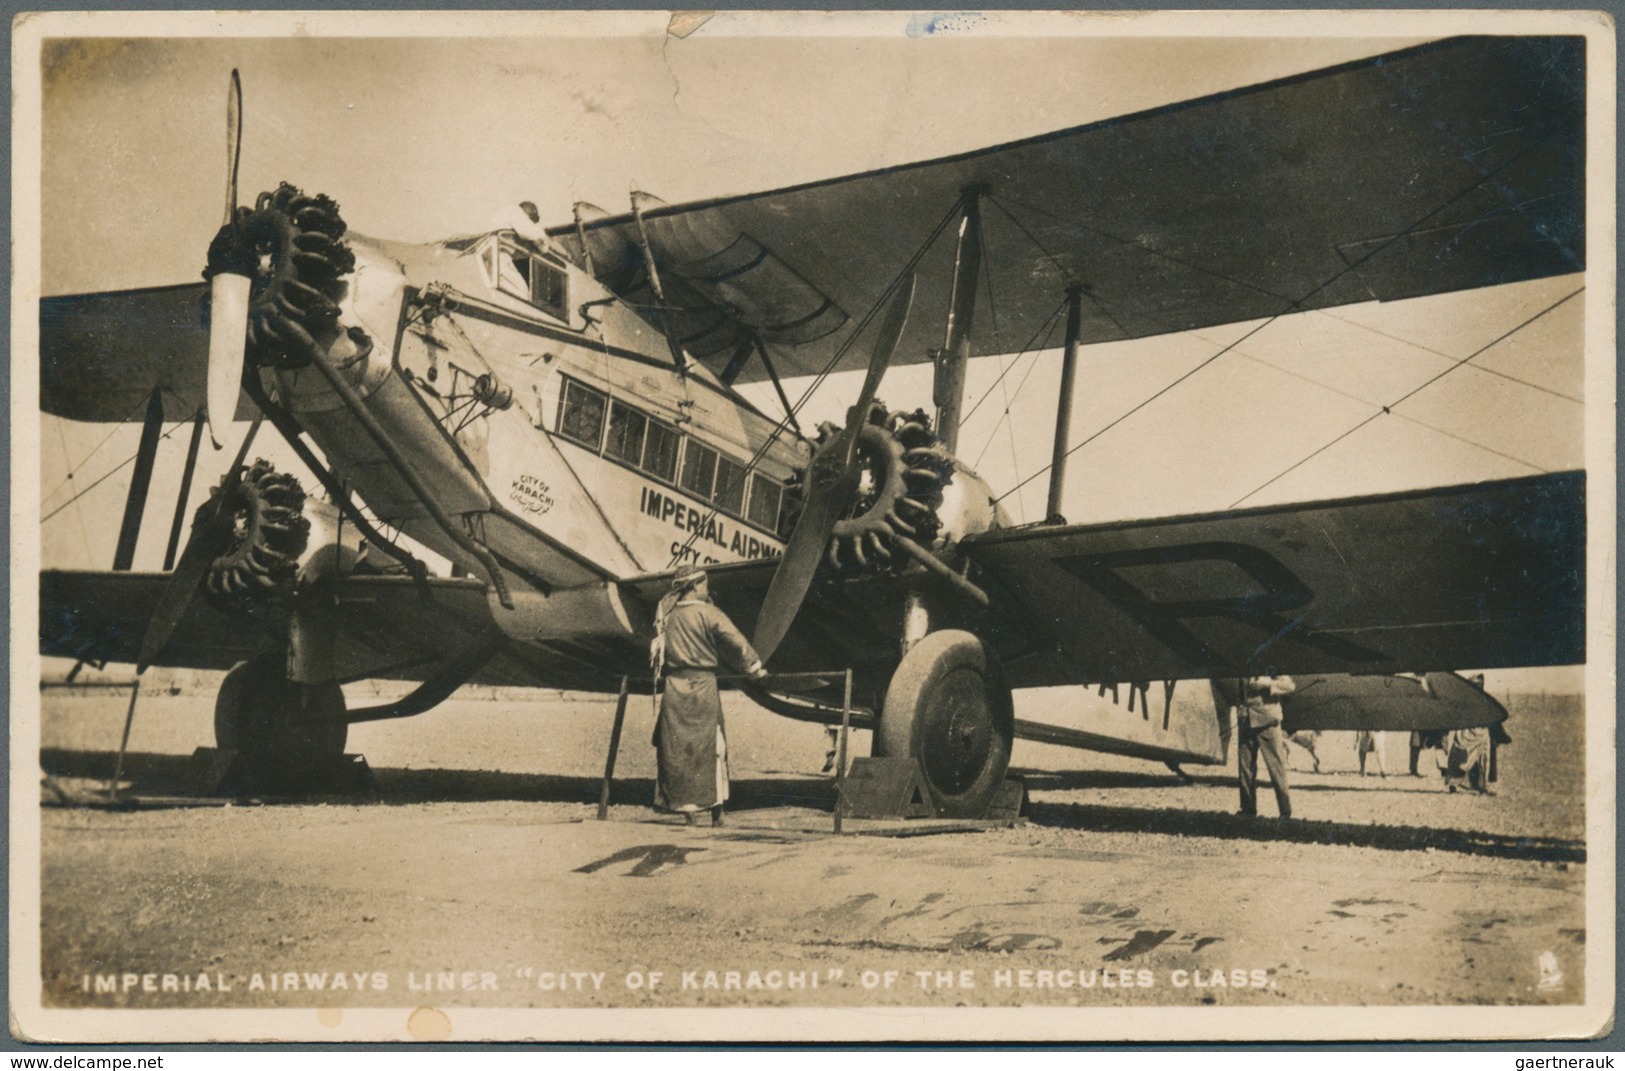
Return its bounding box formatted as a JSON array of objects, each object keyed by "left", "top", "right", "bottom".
[{"left": 37, "top": 35, "right": 1586, "bottom": 816}]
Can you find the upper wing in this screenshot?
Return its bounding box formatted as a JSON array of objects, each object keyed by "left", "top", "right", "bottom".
[
  {"left": 551, "top": 35, "right": 1583, "bottom": 380},
  {"left": 964, "top": 470, "right": 1584, "bottom": 687},
  {"left": 38, "top": 283, "right": 255, "bottom": 423}
]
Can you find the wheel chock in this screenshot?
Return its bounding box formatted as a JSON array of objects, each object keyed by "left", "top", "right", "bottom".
[
  {"left": 986, "top": 777, "right": 1028, "bottom": 820},
  {"left": 191, "top": 747, "right": 248, "bottom": 796},
  {"left": 838, "top": 757, "right": 936, "bottom": 819}
]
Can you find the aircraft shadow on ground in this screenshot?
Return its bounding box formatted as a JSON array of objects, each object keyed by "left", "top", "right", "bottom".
[
  {"left": 38, "top": 748, "right": 835, "bottom": 813},
  {"left": 42, "top": 749, "right": 1581, "bottom": 864},
  {"left": 1016, "top": 767, "right": 1457, "bottom": 796},
  {"left": 1024, "top": 798, "right": 1585, "bottom": 865}
]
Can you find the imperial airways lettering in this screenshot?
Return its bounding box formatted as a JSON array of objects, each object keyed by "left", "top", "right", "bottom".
[{"left": 641, "top": 487, "right": 780, "bottom": 560}]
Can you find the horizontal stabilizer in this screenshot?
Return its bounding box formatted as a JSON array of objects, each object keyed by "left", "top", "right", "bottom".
[{"left": 1280, "top": 672, "right": 1509, "bottom": 733}]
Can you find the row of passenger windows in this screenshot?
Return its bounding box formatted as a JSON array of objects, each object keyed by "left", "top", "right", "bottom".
[{"left": 557, "top": 377, "right": 788, "bottom": 534}]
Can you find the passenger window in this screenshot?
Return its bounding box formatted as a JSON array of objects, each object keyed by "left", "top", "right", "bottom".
[
  {"left": 643, "top": 420, "right": 680, "bottom": 481},
  {"left": 605, "top": 401, "right": 647, "bottom": 466},
  {"left": 558, "top": 380, "right": 606, "bottom": 449},
  {"left": 747, "top": 474, "right": 783, "bottom": 532},
  {"left": 714, "top": 456, "right": 747, "bottom": 514},
  {"left": 679, "top": 441, "right": 718, "bottom": 499}
]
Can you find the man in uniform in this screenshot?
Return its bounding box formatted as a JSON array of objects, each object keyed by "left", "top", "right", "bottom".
[
  {"left": 1235, "top": 675, "right": 1295, "bottom": 819},
  {"left": 651, "top": 564, "right": 766, "bottom": 826}
]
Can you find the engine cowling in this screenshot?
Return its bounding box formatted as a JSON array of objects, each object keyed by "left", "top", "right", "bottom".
[{"left": 790, "top": 404, "right": 1004, "bottom": 569}]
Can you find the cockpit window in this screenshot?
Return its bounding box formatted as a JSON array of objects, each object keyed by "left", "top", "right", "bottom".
[{"left": 483, "top": 234, "right": 570, "bottom": 323}]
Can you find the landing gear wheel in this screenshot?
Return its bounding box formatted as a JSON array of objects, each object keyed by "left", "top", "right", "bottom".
[
  {"left": 204, "top": 182, "right": 355, "bottom": 369},
  {"left": 877, "top": 629, "right": 1013, "bottom": 818},
  {"left": 201, "top": 459, "right": 310, "bottom": 608},
  {"left": 215, "top": 652, "right": 348, "bottom": 790}
]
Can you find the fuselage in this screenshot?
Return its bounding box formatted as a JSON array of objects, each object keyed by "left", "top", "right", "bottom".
[{"left": 269, "top": 226, "right": 806, "bottom": 599}]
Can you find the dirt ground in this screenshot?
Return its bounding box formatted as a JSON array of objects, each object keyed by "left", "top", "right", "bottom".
[{"left": 24, "top": 684, "right": 1595, "bottom": 1041}]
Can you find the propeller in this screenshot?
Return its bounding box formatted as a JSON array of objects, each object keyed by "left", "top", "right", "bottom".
[
  {"left": 137, "top": 416, "right": 263, "bottom": 672},
  {"left": 751, "top": 275, "right": 916, "bottom": 663},
  {"left": 205, "top": 69, "right": 250, "bottom": 449}
]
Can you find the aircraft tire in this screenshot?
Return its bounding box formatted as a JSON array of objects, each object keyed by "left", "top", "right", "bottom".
[
  {"left": 215, "top": 652, "right": 348, "bottom": 789},
  {"left": 205, "top": 182, "right": 356, "bottom": 369},
  {"left": 877, "top": 629, "right": 1013, "bottom": 818},
  {"left": 202, "top": 459, "right": 311, "bottom": 608}
]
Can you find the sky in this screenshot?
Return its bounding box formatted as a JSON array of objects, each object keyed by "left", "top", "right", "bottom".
[{"left": 20, "top": 11, "right": 1603, "bottom": 694}]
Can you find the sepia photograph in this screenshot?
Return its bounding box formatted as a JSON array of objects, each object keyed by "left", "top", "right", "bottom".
[{"left": 10, "top": 9, "right": 1614, "bottom": 1044}]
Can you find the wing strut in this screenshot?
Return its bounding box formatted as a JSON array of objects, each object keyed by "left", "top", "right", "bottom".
[
  {"left": 1044, "top": 285, "right": 1086, "bottom": 523},
  {"left": 630, "top": 190, "right": 689, "bottom": 371},
  {"left": 933, "top": 186, "right": 986, "bottom": 455},
  {"left": 112, "top": 387, "right": 164, "bottom": 571},
  {"left": 161, "top": 410, "right": 207, "bottom": 571}
]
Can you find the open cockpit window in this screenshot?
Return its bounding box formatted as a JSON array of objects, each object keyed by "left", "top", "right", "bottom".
[{"left": 480, "top": 234, "right": 571, "bottom": 324}]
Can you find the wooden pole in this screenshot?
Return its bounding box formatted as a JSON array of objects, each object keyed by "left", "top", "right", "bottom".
[
  {"left": 597, "top": 675, "right": 631, "bottom": 819},
  {"left": 1046, "top": 286, "right": 1085, "bottom": 522},
  {"left": 833, "top": 669, "right": 853, "bottom": 834}
]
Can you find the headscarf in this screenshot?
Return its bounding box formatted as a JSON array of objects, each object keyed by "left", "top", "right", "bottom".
[{"left": 651, "top": 565, "right": 706, "bottom": 677}]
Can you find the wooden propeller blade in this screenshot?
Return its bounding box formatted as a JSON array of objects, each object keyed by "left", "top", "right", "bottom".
[
  {"left": 135, "top": 498, "right": 232, "bottom": 674},
  {"left": 223, "top": 69, "right": 242, "bottom": 227},
  {"left": 207, "top": 71, "right": 249, "bottom": 448},
  {"left": 751, "top": 276, "right": 915, "bottom": 663},
  {"left": 136, "top": 417, "right": 262, "bottom": 672}
]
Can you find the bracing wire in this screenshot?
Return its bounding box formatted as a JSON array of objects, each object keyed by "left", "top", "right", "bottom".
[
  {"left": 992, "top": 135, "right": 1572, "bottom": 509},
  {"left": 1226, "top": 341, "right": 1560, "bottom": 473},
  {"left": 42, "top": 418, "right": 196, "bottom": 525},
  {"left": 42, "top": 392, "right": 156, "bottom": 508},
  {"left": 961, "top": 295, "right": 1067, "bottom": 425},
  {"left": 666, "top": 197, "right": 965, "bottom": 568},
  {"left": 972, "top": 206, "right": 1027, "bottom": 509},
  {"left": 1314, "top": 305, "right": 1584, "bottom": 405},
  {"left": 986, "top": 195, "right": 1134, "bottom": 340},
  {"left": 1228, "top": 286, "right": 1583, "bottom": 508}
]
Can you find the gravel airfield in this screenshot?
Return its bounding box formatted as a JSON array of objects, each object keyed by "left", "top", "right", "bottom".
[{"left": 28, "top": 680, "right": 1592, "bottom": 1040}]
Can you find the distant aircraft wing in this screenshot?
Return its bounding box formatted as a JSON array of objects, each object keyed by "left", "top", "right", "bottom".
[
  {"left": 39, "top": 571, "right": 640, "bottom": 693},
  {"left": 550, "top": 35, "right": 1583, "bottom": 380},
  {"left": 1277, "top": 672, "right": 1509, "bottom": 734},
  {"left": 962, "top": 470, "right": 1584, "bottom": 687}
]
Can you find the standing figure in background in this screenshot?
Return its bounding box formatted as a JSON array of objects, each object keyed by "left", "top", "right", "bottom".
[
  {"left": 1355, "top": 729, "right": 1389, "bottom": 778},
  {"left": 1443, "top": 725, "right": 1493, "bottom": 795},
  {"left": 650, "top": 564, "right": 766, "bottom": 826},
  {"left": 1235, "top": 675, "right": 1295, "bottom": 819},
  {"left": 1285, "top": 729, "right": 1322, "bottom": 772}
]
